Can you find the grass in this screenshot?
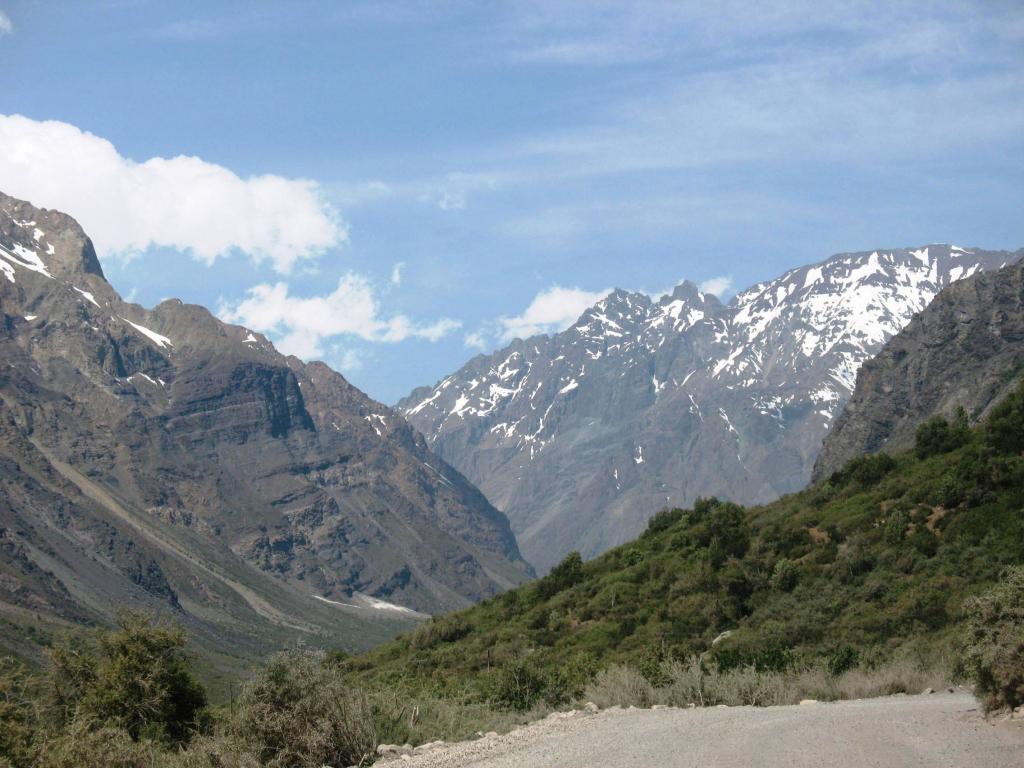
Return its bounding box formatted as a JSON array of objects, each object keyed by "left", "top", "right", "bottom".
[{"left": 584, "top": 656, "right": 952, "bottom": 709}]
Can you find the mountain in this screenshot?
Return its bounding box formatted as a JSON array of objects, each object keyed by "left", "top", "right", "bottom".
[
  {"left": 400, "top": 244, "right": 1024, "bottom": 571},
  {"left": 351, "top": 382, "right": 1024, "bottom": 704},
  {"left": 814, "top": 259, "right": 1024, "bottom": 479},
  {"left": 0, "top": 191, "right": 531, "bottom": 673}
]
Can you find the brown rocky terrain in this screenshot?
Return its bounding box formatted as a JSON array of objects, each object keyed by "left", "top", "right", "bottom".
[
  {"left": 815, "top": 259, "right": 1024, "bottom": 479},
  {"left": 0, "top": 191, "right": 531, "bottom": 674}
]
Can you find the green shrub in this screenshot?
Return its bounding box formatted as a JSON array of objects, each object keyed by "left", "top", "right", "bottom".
[
  {"left": 227, "top": 649, "right": 387, "bottom": 768},
  {"left": 34, "top": 722, "right": 160, "bottom": 768},
  {"left": 985, "top": 381, "right": 1024, "bottom": 454},
  {"left": 958, "top": 566, "right": 1024, "bottom": 713},
  {"left": 915, "top": 409, "right": 970, "bottom": 459},
  {"left": 770, "top": 559, "right": 798, "bottom": 592},
  {"left": 410, "top": 614, "right": 472, "bottom": 650},
  {"left": 934, "top": 474, "right": 964, "bottom": 508},
  {"left": 44, "top": 611, "right": 206, "bottom": 744},
  {"left": 713, "top": 645, "right": 792, "bottom": 674},
  {"left": 645, "top": 508, "right": 684, "bottom": 536},
  {"left": 883, "top": 508, "right": 910, "bottom": 545},
  {"left": 706, "top": 502, "right": 750, "bottom": 559},
  {"left": 831, "top": 453, "right": 897, "bottom": 488},
  {"left": 536, "top": 551, "right": 584, "bottom": 600},
  {"left": 486, "top": 660, "right": 549, "bottom": 711},
  {"left": 826, "top": 646, "right": 860, "bottom": 677},
  {"left": 0, "top": 658, "right": 37, "bottom": 768}
]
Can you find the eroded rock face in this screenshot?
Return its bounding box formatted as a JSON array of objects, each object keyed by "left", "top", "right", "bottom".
[
  {"left": 814, "top": 260, "right": 1024, "bottom": 479},
  {"left": 401, "top": 245, "right": 1023, "bottom": 572},
  {"left": 0, "top": 190, "right": 530, "bottom": 661}
]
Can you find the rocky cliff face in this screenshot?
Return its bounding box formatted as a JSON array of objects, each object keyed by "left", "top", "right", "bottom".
[
  {"left": 401, "top": 245, "right": 1023, "bottom": 572},
  {"left": 814, "top": 260, "right": 1024, "bottom": 479},
  {"left": 0, "top": 191, "right": 530, "bottom": 664}
]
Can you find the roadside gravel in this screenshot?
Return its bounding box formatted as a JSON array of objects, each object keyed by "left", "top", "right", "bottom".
[{"left": 378, "top": 692, "right": 1023, "bottom": 768}]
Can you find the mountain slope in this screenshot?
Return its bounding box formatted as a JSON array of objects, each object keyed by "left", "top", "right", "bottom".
[
  {"left": 0, "top": 191, "right": 531, "bottom": 671},
  {"left": 351, "top": 382, "right": 1024, "bottom": 700},
  {"left": 400, "top": 245, "right": 1023, "bottom": 571},
  {"left": 814, "top": 260, "right": 1024, "bottom": 479}
]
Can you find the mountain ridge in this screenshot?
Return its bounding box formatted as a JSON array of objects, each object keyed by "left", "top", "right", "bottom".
[
  {"left": 814, "top": 258, "right": 1024, "bottom": 479},
  {"left": 0, "top": 190, "right": 531, "bottom": 673},
  {"left": 400, "top": 243, "right": 1024, "bottom": 571}
]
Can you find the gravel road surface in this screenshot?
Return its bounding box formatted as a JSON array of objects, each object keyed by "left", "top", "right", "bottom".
[{"left": 383, "top": 693, "right": 1023, "bottom": 768}]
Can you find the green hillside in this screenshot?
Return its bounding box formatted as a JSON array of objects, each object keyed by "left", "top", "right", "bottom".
[
  {"left": 343, "top": 384, "right": 1024, "bottom": 707},
  {"left": 3, "top": 390, "right": 1022, "bottom": 768}
]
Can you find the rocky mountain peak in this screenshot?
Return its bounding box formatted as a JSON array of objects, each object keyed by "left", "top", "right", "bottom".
[
  {"left": 0, "top": 191, "right": 105, "bottom": 281},
  {"left": 0, "top": 190, "right": 532, "bottom": 661},
  {"left": 662, "top": 280, "right": 707, "bottom": 304},
  {"left": 401, "top": 242, "right": 1023, "bottom": 571},
  {"left": 814, "top": 258, "right": 1024, "bottom": 479}
]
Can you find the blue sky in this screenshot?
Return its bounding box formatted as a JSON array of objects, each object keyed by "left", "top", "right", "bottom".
[{"left": 1, "top": 1, "right": 1023, "bottom": 403}]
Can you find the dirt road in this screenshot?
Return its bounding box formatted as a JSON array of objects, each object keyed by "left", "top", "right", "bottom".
[{"left": 387, "top": 693, "right": 1023, "bottom": 768}]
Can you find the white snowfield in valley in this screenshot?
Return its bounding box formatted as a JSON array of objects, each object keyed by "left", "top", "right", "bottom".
[{"left": 380, "top": 693, "right": 1024, "bottom": 768}]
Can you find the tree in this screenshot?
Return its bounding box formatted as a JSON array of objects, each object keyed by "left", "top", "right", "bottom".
[
  {"left": 915, "top": 408, "right": 971, "bottom": 459},
  {"left": 44, "top": 611, "right": 207, "bottom": 744},
  {"left": 537, "top": 551, "right": 584, "bottom": 600},
  {"left": 985, "top": 381, "right": 1024, "bottom": 455}
]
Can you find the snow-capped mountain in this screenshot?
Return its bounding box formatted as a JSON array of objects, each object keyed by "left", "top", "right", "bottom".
[
  {"left": 399, "top": 244, "right": 1024, "bottom": 572},
  {"left": 0, "top": 190, "right": 531, "bottom": 663}
]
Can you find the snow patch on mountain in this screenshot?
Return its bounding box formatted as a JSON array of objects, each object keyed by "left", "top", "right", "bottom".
[{"left": 399, "top": 244, "right": 1023, "bottom": 571}]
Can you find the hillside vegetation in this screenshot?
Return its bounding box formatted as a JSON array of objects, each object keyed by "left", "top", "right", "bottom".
[
  {"left": 2, "top": 385, "right": 1022, "bottom": 767},
  {"left": 344, "top": 383, "right": 1024, "bottom": 710}
]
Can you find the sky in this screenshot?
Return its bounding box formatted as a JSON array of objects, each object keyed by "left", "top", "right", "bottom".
[{"left": 1, "top": 1, "right": 1022, "bottom": 403}]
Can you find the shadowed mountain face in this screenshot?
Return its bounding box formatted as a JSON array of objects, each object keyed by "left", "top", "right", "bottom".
[
  {"left": 814, "top": 260, "right": 1024, "bottom": 480},
  {"left": 0, "top": 191, "right": 530, "bottom": 667},
  {"left": 400, "top": 245, "right": 1023, "bottom": 572}
]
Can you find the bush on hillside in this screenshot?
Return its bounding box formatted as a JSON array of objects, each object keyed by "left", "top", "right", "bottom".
[
  {"left": 770, "top": 558, "right": 799, "bottom": 592},
  {"left": 227, "top": 648, "right": 393, "bottom": 768},
  {"left": 33, "top": 721, "right": 160, "bottom": 768},
  {"left": 915, "top": 409, "right": 971, "bottom": 459},
  {"left": 486, "top": 659, "right": 550, "bottom": 711},
  {"left": 409, "top": 614, "right": 472, "bottom": 650},
  {"left": 583, "top": 664, "right": 654, "bottom": 708},
  {"left": 43, "top": 611, "right": 206, "bottom": 744},
  {"left": 485, "top": 653, "right": 594, "bottom": 711},
  {"left": 826, "top": 646, "right": 860, "bottom": 677},
  {"left": 985, "top": 380, "right": 1024, "bottom": 454},
  {"left": 0, "top": 658, "right": 38, "bottom": 768},
  {"left": 536, "top": 551, "right": 584, "bottom": 600},
  {"left": 829, "top": 453, "right": 897, "bottom": 488},
  {"left": 958, "top": 566, "right": 1024, "bottom": 713},
  {"left": 645, "top": 508, "right": 685, "bottom": 536}
]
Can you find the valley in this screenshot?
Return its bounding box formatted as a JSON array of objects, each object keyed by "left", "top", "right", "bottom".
[{"left": 401, "top": 245, "right": 1023, "bottom": 571}]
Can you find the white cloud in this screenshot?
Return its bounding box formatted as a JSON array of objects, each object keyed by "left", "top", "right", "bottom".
[
  {"left": 437, "top": 190, "right": 465, "bottom": 211},
  {"left": 0, "top": 114, "right": 344, "bottom": 273},
  {"left": 464, "top": 331, "right": 487, "bottom": 351},
  {"left": 334, "top": 348, "right": 366, "bottom": 372},
  {"left": 699, "top": 276, "right": 733, "bottom": 297},
  {"left": 0, "top": 11, "right": 12, "bottom": 35},
  {"left": 390, "top": 261, "right": 404, "bottom": 285},
  {"left": 219, "top": 273, "right": 460, "bottom": 359},
  {"left": 498, "top": 285, "right": 608, "bottom": 341}
]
